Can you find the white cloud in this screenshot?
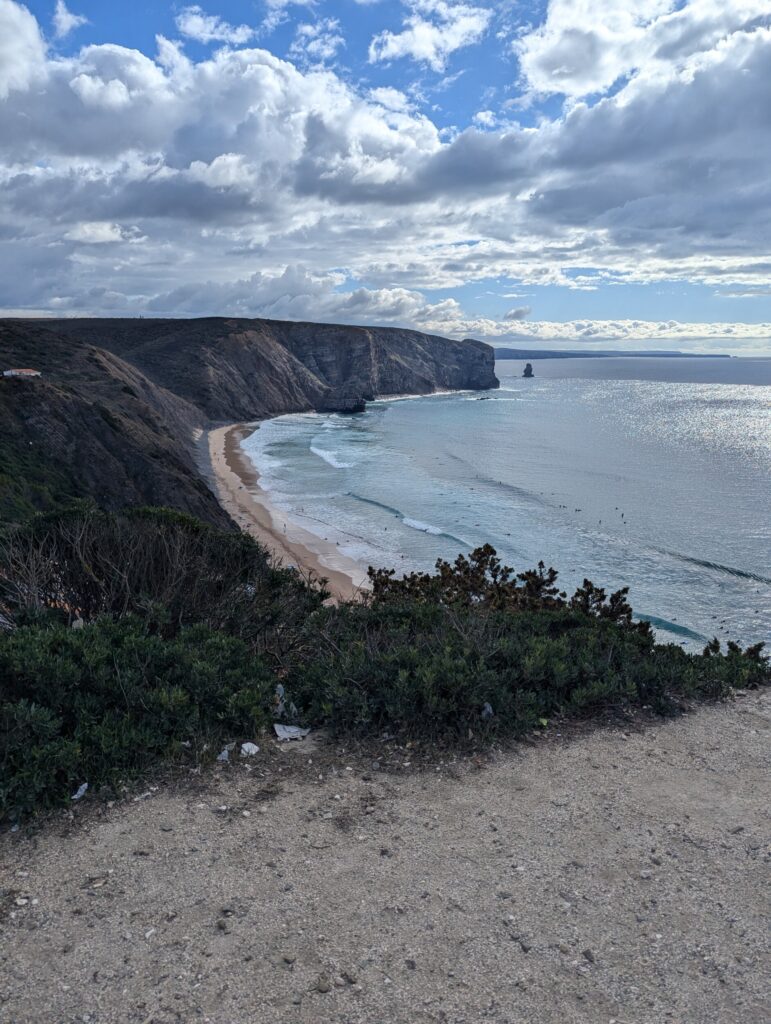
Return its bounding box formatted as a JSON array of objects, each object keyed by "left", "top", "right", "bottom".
[
  {"left": 493, "top": 319, "right": 771, "bottom": 352},
  {"left": 53, "top": 0, "right": 88, "bottom": 39},
  {"left": 473, "top": 109, "right": 496, "bottom": 127},
  {"left": 0, "top": 0, "right": 46, "bottom": 99},
  {"left": 289, "top": 18, "right": 345, "bottom": 65},
  {"left": 64, "top": 221, "right": 126, "bottom": 244},
  {"left": 369, "top": 86, "right": 413, "bottom": 112},
  {"left": 175, "top": 6, "right": 255, "bottom": 45},
  {"left": 0, "top": 1, "right": 769, "bottom": 354},
  {"left": 263, "top": 0, "right": 317, "bottom": 34},
  {"left": 515, "top": 0, "right": 771, "bottom": 99},
  {"left": 369, "top": 0, "right": 491, "bottom": 72}
]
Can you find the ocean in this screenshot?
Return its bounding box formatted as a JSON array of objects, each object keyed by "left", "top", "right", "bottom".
[{"left": 241, "top": 357, "right": 771, "bottom": 649}]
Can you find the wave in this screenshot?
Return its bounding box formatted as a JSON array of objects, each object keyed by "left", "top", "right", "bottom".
[
  {"left": 403, "top": 518, "right": 444, "bottom": 536},
  {"left": 656, "top": 548, "right": 771, "bottom": 586},
  {"left": 637, "top": 614, "right": 707, "bottom": 643},
  {"left": 347, "top": 493, "right": 470, "bottom": 548},
  {"left": 310, "top": 446, "right": 353, "bottom": 469}
]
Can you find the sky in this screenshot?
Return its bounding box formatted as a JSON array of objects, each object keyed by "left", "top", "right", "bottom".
[{"left": 1, "top": 1, "right": 771, "bottom": 353}]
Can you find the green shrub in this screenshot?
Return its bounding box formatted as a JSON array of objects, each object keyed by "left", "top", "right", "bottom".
[
  {"left": 287, "top": 599, "right": 768, "bottom": 745},
  {"left": 0, "top": 617, "right": 274, "bottom": 821},
  {"left": 1, "top": 517, "right": 767, "bottom": 822}
]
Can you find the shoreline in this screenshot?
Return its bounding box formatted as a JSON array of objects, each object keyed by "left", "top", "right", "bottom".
[{"left": 203, "top": 422, "right": 368, "bottom": 602}]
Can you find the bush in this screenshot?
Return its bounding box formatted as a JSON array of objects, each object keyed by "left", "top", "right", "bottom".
[
  {"left": 0, "top": 504, "right": 326, "bottom": 658},
  {"left": 285, "top": 592, "right": 768, "bottom": 746},
  {"left": 0, "top": 617, "right": 274, "bottom": 821},
  {"left": 1, "top": 518, "right": 767, "bottom": 822}
]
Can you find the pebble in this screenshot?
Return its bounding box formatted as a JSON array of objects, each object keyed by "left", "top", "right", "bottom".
[
  {"left": 640, "top": 870, "right": 653, "bottom": 880},
  {"left": 316, "top": 974, "right": 332, "bottom": 993},
  {"left": 582, "top": 949, "right": 596, "bottom": 964}
]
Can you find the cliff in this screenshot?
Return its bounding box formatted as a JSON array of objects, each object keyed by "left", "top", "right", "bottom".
[
  {"left": 0, "top": 321, "right": 231, "bottom": 527},
  {"left": 0, "top": 317, "right": 497, "bottom": 525},
  {"left": 46, "top": 318, "right": 498, "bottom": 420}
]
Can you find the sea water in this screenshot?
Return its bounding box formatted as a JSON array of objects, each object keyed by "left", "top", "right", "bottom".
[{"left": 241, "top": 357, "right": 771, "bottom": 649}]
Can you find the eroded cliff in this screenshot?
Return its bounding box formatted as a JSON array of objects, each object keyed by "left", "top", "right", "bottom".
[{"left": 1, "top": 317, "right": 497, "bottom": 524}]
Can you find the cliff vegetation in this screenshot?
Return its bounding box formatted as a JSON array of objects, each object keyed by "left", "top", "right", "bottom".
[{"left": 1, "top": 508, "right": 766, "bottom": 822}]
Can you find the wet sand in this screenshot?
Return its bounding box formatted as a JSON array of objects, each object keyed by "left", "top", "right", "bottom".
[{"left": 204, "top": 424, "right": 367, "bottom": 602}]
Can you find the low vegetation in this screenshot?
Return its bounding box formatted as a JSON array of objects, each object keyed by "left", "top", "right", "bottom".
[{"left": 1, "top": 508, "right": 767, "bottom": 821}]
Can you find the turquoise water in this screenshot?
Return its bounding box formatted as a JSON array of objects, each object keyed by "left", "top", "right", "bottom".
[{"left": 242, "top": 357, "right": 771, "bottom": 649}]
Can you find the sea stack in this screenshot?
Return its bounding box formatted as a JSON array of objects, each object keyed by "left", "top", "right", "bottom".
[{"left": 523, "top": 362, "right": 534, "bottom": 378}]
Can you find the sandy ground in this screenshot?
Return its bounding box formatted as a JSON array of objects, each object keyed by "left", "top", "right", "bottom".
[
  {"left": 2, "top": 692, "right": 769, "bottom": 1024},
  {"left": 202, "top": 425, "right": 367, "bottom": 602}
]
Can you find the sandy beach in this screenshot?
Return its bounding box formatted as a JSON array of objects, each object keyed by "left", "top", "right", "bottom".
[{"left": 203, "top": 423, "right": 367, "bottom": 602}]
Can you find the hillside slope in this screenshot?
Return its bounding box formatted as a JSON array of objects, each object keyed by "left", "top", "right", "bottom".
[
  {"left": 47, "top": 317, "right": 498, "bottom": 419},
  {"left": 1, "top": 317, "right": 497, "bottom": 523},
  {"left": 0, "top": 322, "right": 230, "bottom": 526}
]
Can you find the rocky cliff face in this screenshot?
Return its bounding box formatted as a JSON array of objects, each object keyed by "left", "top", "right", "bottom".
[
  {"left": 47, "top": 317, "right": 498, "bottom": 420},
  {"left": 1, "top": 317, "right": 497, "bottom": 525}
]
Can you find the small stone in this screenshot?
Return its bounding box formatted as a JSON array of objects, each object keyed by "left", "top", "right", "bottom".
[
  {"left": 518, "top": 939, "right": 532, "bottom": 953},
  {"left": 405, "top": 959, "right": 416, "bottom": 971},
  {"left": 582, "top": 949, "right": 596, "bottom": 964},
  {"left": 316, "top": 974, "right": 332, "bottom": 993},
  {"left": 559, "top": 943, "right": 570, "bottom": 954},
  {"left": 640, "top": 870, "right": 653, "bottom": 880},
  {"left": 651, "top": 855, "right": 663, "bottom": 866},
  {"left": 216, "top": 919, "right": 230, "bottom": 933},
  {"left": 282, "top": 953, "right": 297, "bottom": 964},
  {"left": 333, "top": 975, "right": 346, "bottom": 988}
]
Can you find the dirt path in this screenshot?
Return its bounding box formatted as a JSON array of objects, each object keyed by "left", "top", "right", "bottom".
[{"left": 2, "top": 694, "right": 769, "bottom": 1024}]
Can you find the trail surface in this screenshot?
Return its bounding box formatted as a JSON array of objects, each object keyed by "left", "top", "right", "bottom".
[{"left": 2, "top": 694, "right": 769, "bottom": 1024}]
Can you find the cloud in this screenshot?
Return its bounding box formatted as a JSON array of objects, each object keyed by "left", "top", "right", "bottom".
[
  {"left": 515, "top": 0, "right": 771, "bottom": 99},
  {"left": 0, "top": 0, "right": 46, "bottom": 99},
  {"left": 53, "top": 0, "right": 88, "bottom": 39},
  {"left": 369, "top": 0, "right": 491, "bottom": 72},
  {"left": 175, "top": 6, "right": 255, "bottom": 45},
  {"left": 0, "top": 1, "right": 769, "bottom": 354},
  {"left": 493, "top": 319, "right": 771, "bottom": 351},
  {"left": 289, "top": 18, "right": 345, "bottom": 65},
  {"left": 64, "top": 221, "right": 127, "bottom": 244},
  {"left": 263, "top": 0, "right": 317, "bottom": 34},
  {"left": 503, "top": 305, "right": 531, "bottom": 321}
]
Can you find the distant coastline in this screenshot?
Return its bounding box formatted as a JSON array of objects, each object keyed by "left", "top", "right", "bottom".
[{"left": 493, "top": 347, "right": 732, "bottom": 359}]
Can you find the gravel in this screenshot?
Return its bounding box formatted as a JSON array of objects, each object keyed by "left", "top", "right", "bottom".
[{"left": 1, "top": 692, "right": 769, "bottom": 1024}]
